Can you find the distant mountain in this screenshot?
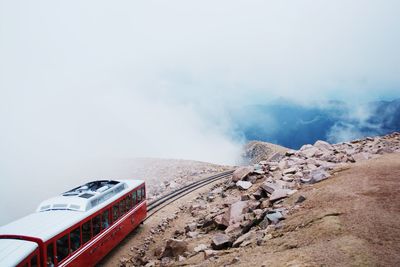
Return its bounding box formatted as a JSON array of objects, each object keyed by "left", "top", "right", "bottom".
[{"left": 231, "top": 98, "right": 400, "bottom": 149}]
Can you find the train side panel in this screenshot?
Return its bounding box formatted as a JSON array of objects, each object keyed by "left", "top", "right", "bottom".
[{"left": 61, "top": 202, "right": 146, "bottom": 267}]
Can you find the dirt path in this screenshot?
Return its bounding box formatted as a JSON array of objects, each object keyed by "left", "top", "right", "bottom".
[{"left": 202, "top": 153, "right": 400, "bottom": 267}]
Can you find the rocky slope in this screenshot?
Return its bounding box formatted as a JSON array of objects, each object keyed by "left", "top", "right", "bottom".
[
  {"left": 242, "top": 141, "right": 288, "bottom": 165},
  {"left": 105, "top": 132, "right": 400, "bottom": 266}
]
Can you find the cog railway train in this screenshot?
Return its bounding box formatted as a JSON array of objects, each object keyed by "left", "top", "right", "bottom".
[{"left": 0, "top": 179, "right": 147, "bottom": 267}]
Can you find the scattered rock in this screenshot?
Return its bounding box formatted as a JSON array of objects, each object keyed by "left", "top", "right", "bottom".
[
  {"left": 266, "top": 211, "right": 284, "bottom": 224},
  {"left": 269, "top": 189, "right": 296, "bottom": 202},
  {"left": 223, "top": 200, "right": 249, "bottom": 225},
  {"left": 203, "top": 249, "right": 218, "bottom": 260},
  {"left": 186, "top": 231, "right": 199, "bottom": 238},
  {"left": 314, "top": 140, "right": 333, "bottom": 150},
  {"left": 194, "top": 244, "right": 208, "bottom": 253},
  {"left": 236, "top": 180, "right": 253, "bottom": 190},
  {"left": 232, "top": 167, "right": 254, "bottom": 182},
  {"left": 309, "top": 169, "right": 331, "bottom": 184},
  {"left": 232, "top": 231, "right": 257, "bottom": 247},
  {"left": 211, "top": 233, "right": 233, "bottom": 250},
  {"left": 295, "top": 195, "right": 306, "bottom": 204},
  {"left": 161, "top": 238, "right": 188, "bottom": 258}
]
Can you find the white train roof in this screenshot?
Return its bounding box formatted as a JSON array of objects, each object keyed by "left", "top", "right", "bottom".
[
  {"left": 0, "top": 239, "right": 37, "bottom": 267},
  {"left": 0, "top": 180, "right": 144, "bottom": 242}
]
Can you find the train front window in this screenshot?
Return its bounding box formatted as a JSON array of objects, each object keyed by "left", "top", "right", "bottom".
[
  {"left": 56, "top": 234, "right": 69, "bottom": 263},
  {"left": 70, "top": 226, "right": 81, "bottom": 252},
  {"left": 137, "top": 188, "right": 142, "bottom": 202},
  {"left": 46, "top": 243, "right": 54, "bottom": 267},
  {"left": 93, "top": 215, "right": 101, "bottom": 236},
  {"left": 102, "top": 210, "right": 110, "bottom": 229},
  {"left": 142, "top": 187, "right": 145, "bottom": 201},
  {"left": 82, "top": 220, "right": 92, "bottom": 244}
]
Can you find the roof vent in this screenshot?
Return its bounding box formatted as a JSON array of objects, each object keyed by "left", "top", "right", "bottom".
[
  {"left": 40, "top": 205, "right": 51, "bottom": 211},
  {"left": 53, "top": 204, "right": 68, "bottom": 209},
  {"left": 79, "top": 193, "right": 94, "bottom": 199},
  {"left": 69, "top": 204, "right": 81, "bottom": 210}
]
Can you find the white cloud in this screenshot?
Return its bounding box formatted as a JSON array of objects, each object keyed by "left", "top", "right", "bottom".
[{"left": 1, "top": 0, "right": 400, "bottom": 224}]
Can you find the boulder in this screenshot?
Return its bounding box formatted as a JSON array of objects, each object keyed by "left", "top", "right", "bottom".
[
  {"left": 232, "top": 167, "right": 254, "bottom": 182},
  {"left": 260, "top": 182, "right": 280, "bottom": 194},
  {"left": 269, "top": 189, "right": 296, "bottom": 202},
  {"left": 260, "top": 199, "right": 271, "bottom": 209},
  {"left": 161, "top": 239, "right": 188, "bottom": 258},
  {"left": 186, "top": 231, "right": 199, "bottom": 238},
  {"left": 213, "top": 214, "right": 228, "bottom": 229},
  {"left": 203, "top": 249, "right": 218, "bottom": 259},
  {"left": 185, "top": 223, "right": 197, "bottom": 233},
  {"left": 285, "top": 150, "right": 297, "bottom": 156},
  {"left": 352, "top": 152, "right": 371, "bottom": 162},
  {"left": 241, "top": 194, "right": 251, "bottom": 201},
  {"left": 224, "top": 222, "right": 242, "bottom": 237},
  {"left": 252, "top": 188, "right": 266, "bottom": 200},
  {"left": 266, "top": 211, "right": 284, "bottom": 224},
  {"left": 223, "top": 201, "right": 249, "bottom": 225},
  {"left": 314, "top": 140, "right": 333, "bottom": 150},
  {"left": 309, "top": 169, "right": 331, "bottom": 184},
  {"left": 211, "top": 233, "right": 232, "bottom": 250},
  {"left": 282, "top": 175, "right": 294, "bottom": 182},
  {"left": 259, "top": 217, "right": 269, "bottom": 229},
  {"left": 194, "top": 244, "right": 208, "bottom": 253},
  {"left": 232, "top": 231, "right": 257, "bottom": 247},
  {"left": 283, "top": 167, "right": 297, "bottom": 175},
  {"left": 236, "top": 180, "right": 253, "bottom": 190},
  {"left": 300, "top": 147, "right": 320, "bottom": 158},
  {"left": 278, "top": 160, "right": 289, "bottom": 171}
]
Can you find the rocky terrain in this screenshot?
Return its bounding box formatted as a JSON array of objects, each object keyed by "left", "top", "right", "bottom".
[
  {"left": 102, "top": 132, "right": 400, "bottom": 266},
  {"left": 242, "top": 141, "right": 288, "bottom": 165},
  {"left": 126, "top": 159, "right": 232, "bottom": 201}
]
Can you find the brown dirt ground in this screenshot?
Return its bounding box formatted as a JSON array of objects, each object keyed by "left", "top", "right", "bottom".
[
  {"left": 101, "top": 153, "right": 400, "bottom": 267},
  {"left": 200, "top": 153, "right": 400, "bottom": 267}
]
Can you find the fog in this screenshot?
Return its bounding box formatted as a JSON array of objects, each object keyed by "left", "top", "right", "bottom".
[{"left": 1, "top": 0, "right": 400, "bottom": 225}]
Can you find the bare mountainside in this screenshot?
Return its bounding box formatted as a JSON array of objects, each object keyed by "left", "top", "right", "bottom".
[{"left": 103, "top": 132, "right": 400, "bottom": 266}]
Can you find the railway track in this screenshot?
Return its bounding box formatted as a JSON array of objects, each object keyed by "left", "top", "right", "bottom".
[{"left": 145, "top": 170, "right": 234, "bottom": 220}]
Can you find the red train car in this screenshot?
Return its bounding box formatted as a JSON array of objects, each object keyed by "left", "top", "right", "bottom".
[{"left": 0, "top": 180, "right": 146, "bottom": 267}]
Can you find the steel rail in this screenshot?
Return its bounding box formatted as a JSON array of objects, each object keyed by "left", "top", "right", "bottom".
[{"left": 145, "top": 170, "right": 234, "bottom": 220}]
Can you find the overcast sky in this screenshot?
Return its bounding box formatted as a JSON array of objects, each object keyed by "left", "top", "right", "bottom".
[{"left": 1, "top": 0, "right": 400, "bottom": 224}]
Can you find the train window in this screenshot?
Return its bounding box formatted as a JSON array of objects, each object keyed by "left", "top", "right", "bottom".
[
  {"left": 119, "top": 199, "right": 126, "bottom": 215},
  {"left": 112, "top": 204, "right": 119, "bottom": 222},
  {"left": 31, "top": 254, "right": 38, "bottom": 267},
  {"left": 56, "top": 234, "right": 69, "bottom": 263},
  {"left": 132, "top": 191, "right": 137, "bottom": 206},
  {"left": 70, "top": 227, "right": 81, "bottom": 252},
  {"left": 82, "top": 220, "right": 92, "bottom": 244},
  {"left": 102, "top": 210, "right": 110, "bottom": 229},
  {"left": 47, "top": 242, "right": 55, "bottom": 267},
  {"left": 137, "top": 189, "right": 142, "bottom": 202},
  {"left": 93, "top": 215, "right": 101, "bottom": 236},
  {"left": 142, "top": 187, "right": 145, "bottom": 200},
  {"left": 126, "top": 195, "right": 132, "bottom": 210}
]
